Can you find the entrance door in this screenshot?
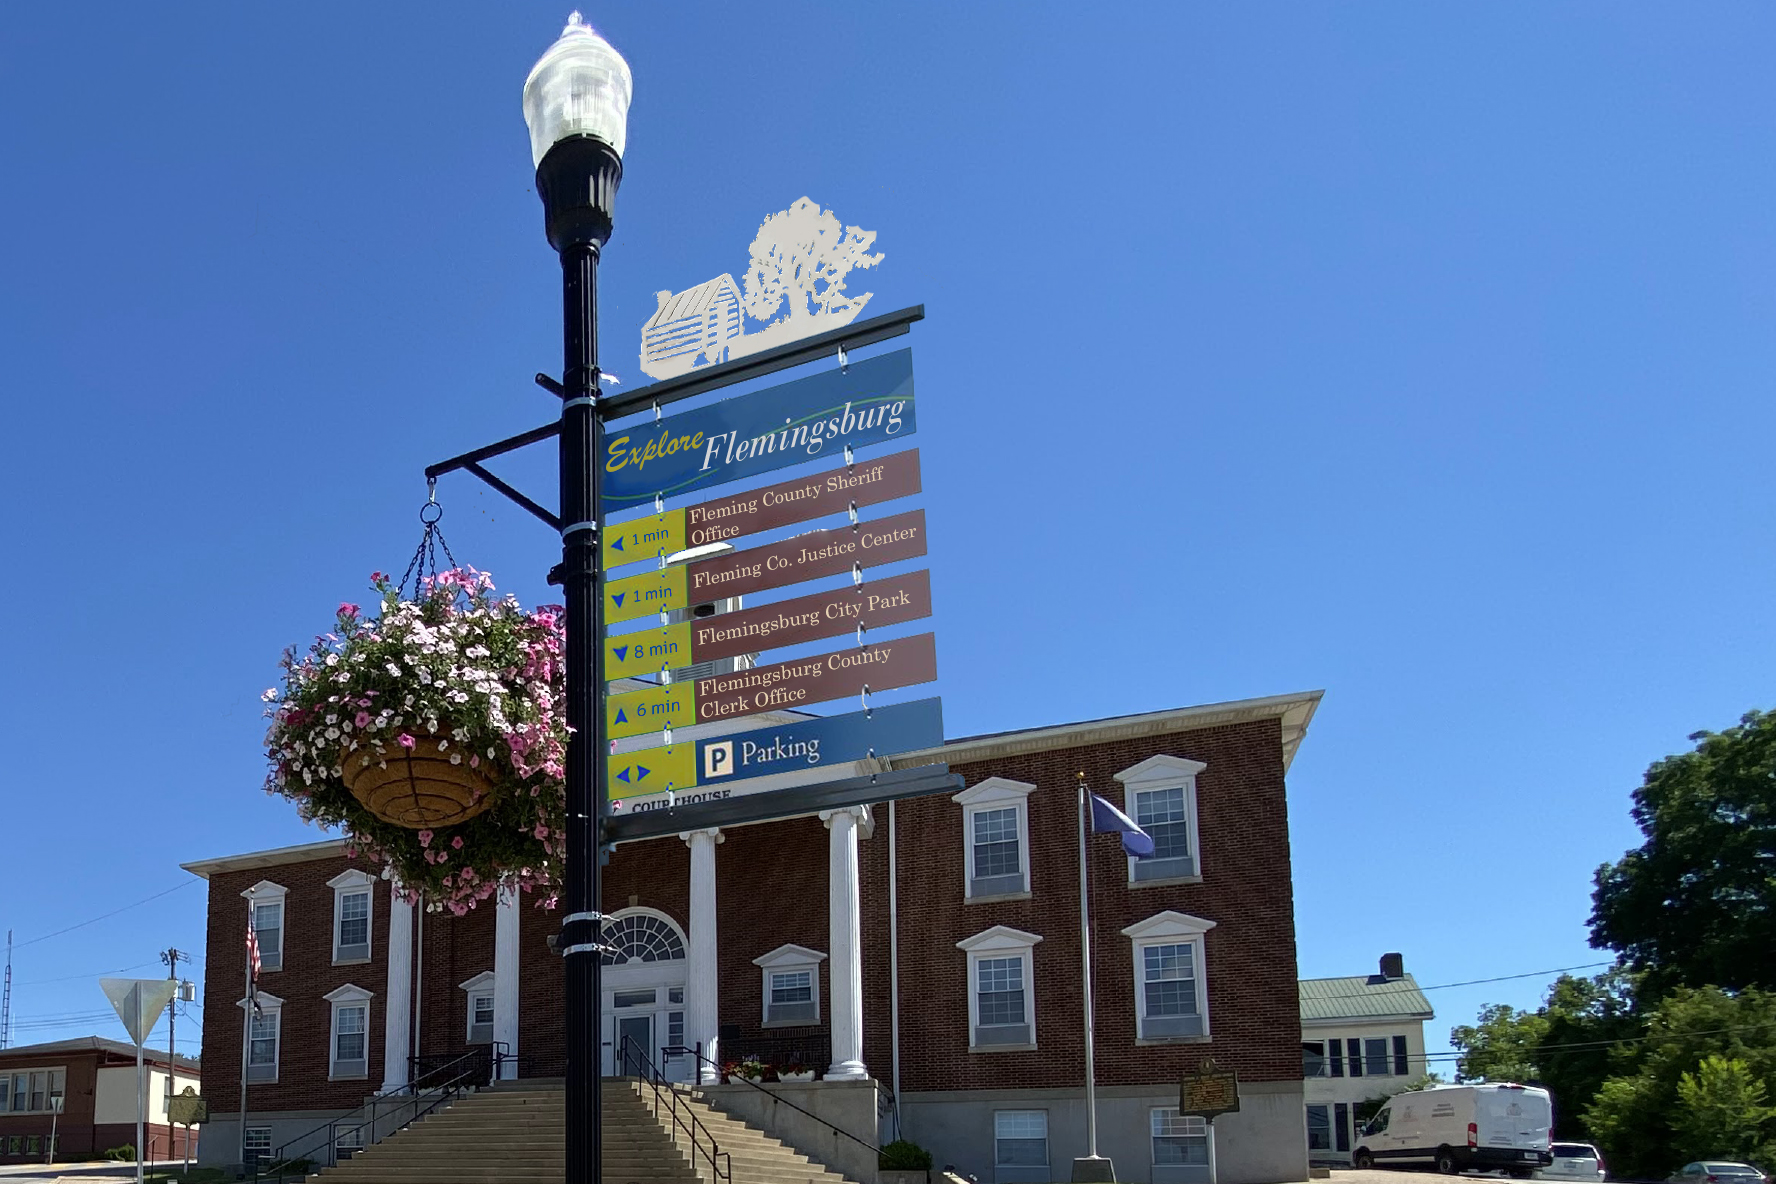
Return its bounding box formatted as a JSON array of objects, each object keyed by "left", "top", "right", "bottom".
[{"left": 616, "top": 1014, "right": 653, "bottom": 1077}]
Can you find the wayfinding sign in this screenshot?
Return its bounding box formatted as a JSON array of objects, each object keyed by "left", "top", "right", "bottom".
[
  {"left": 602, "top": 449, "right": 922, "bottom": 568},
  {"left": 600, "top": 349, "right": 915, "bottom": 512},
  {"left": 606, "top": 633, "right": 937, "bottom": 738},
  {"left": 604, "top": 510, "right": 926, "bottom": 626},
  {"left": 605, "top": 570, "right": 931, "bottom": 680},
  {"left": 608, "top": 697, "right": 942, "bottom": 802}
]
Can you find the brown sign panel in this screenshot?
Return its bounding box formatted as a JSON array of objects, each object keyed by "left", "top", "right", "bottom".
[
  {"left": 692, "top": 632, "right": 938, "bottom": 725},
  {"left": 685, "top": 449, "right": 922, "bottom": 549},
  {"left": 691, "top": 570, "right": 933, "bottom": 664},
  {"left": 1180, "top": 1063, "right": 1241, "bottom": 1122},
  {"left": 687, "top": 509, "right": 926, "bottom": 603}
]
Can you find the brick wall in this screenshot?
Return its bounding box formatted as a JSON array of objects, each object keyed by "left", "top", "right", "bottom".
[
  {"left": 199, "top": 714, "right": 1303, "bottom": 1102},
  {"left": 201, "top": 855, "right": 390, "bottom": 1113},
  {"left": 863, "top": 717, "right": 1303, "bottom": 1092}
]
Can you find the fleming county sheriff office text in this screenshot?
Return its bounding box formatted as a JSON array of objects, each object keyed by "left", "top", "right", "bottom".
[{"left": 604, "top": 400, "right": 908, "bottom": 478}]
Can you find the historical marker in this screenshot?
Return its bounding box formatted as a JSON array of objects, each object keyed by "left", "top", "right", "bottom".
[
  {"left": 606, "top": 632, "right": 939, "bottom": 738},
  {"left": 604, "top": 570, "right": 932, "bottom": 680},
  {"left": 600, "top": 349, "right": 916, "bottom": 512},
  {"left": 607, "top": 697, "right": 943, "bottom": 800},
  {"left": 602, "top": 449, "right": 924, "bottom": 569},
  {"left": 603, "top": 509, "right": 927, "bottom": 626}
]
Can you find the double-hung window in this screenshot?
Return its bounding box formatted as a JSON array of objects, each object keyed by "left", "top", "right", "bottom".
[
  {"left": 244, "top": 1128, "right": 272, "bottom": 1168},
  {"left": 325, "top": 984, "right": 374, "bottom": 1080},
  {"left": 1151, "top": 1108, "right": 1211, "bottom": 1181},
  {"left": 958, "top": 926, "right": 1041, "bottom": 1050},
  {"left": 329, "top": 869, "right": 376, "bottom": 964},
  {"left": 2, "top": 1069, "right": 65, "bottom": 1114},
  {"left": 1306, "top": 1104, "right": 1331, "bottom": 1151},
  {"left": 243, "top": 880, "right": 288, "bottom": 972},
  {"left": 1364, "top": 1037, "right": 1390, "bottom": 1076},
  {"left": 754, "top": 945, "right": 825, "bottom": 1027},
  {"left": 460, "top": 971, "right": 497, "bottom": 1043},
  {"left": 953, "top": 778, "right": 1036, "bottom": 900},
  {"left": 993, "top": 1110, "right": 1048, "bottom": 1183},
  {"left": 241, "top": 992, "right": 284, "bottom": 1084},
  {"left": 1117, "top": 756, "right": 1205, "bottom": 883},
  {"left": 1122, "top": 911, "right": 1214, "bottom": 1041}
]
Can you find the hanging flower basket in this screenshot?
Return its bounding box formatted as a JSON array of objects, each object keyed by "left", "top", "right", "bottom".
[{"left": 262, "top": 568, "right": 568, "bottom": 912}]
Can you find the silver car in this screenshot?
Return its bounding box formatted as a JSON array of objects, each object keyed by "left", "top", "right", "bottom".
[
  {"left": 1535, "top": 1142, "right": 1606, "bottom": 1182},
  {"left": 1669, "top": 1164, "right": 1767, "bottom": 1184}
]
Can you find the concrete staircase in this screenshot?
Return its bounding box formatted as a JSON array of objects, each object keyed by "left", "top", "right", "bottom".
[
  {"left": 307, "top": 1078, "right": 694, "bottom": 1184},
  {"left": 305, "top": 1077, "right": 863, "bottom": 1184}
]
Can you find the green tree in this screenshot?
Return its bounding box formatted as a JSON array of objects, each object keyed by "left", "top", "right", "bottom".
[
  {"left": 1452, "top": 1003, "right": 1548, "bottom": 1083},
  {"left": 1673, "top": 1055, "right": 1776, "bottom": 1164},
  {"left": 1590, "top": 709, "right": 1776, "bottom": 995},
  {"left": 1538, "top": 970, "right": 1645, "bottom": 1141},
  {"left": 1582, "top": 987, "right": 1776, "bottom": 1179}
]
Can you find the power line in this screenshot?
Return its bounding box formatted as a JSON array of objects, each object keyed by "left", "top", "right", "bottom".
[
  {"left": 16, "top": 960, "right": 162, "bottom": 986},
  {"left": 8, "top": 881, "right": 199, "bottom": 951},
  {"left": 1306, "top": 961, "right": 1616, "bottom": 1005}
]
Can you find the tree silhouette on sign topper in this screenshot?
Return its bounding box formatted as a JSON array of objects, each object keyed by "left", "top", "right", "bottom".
[{"left": 743, "top": 197, "right": 884, "bottom": 334}]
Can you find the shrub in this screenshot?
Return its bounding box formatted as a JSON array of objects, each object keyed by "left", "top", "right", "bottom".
[
  {"left": 880, "top": 1140, "right": 934, "bottom": 1171},
  {"left": 105, "top": 1144, "right": 137, "bottom": 1162}
]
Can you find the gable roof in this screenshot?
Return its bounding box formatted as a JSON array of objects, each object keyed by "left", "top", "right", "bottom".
[
  {"left": 1299, "top": 974, "right": 1434, "bottom": 1023},
  {"left": 643, "top": 274, "right": 741, "bottom": 330}
]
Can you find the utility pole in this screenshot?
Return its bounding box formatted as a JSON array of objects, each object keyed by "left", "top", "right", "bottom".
[
  {"left": 159, "top": 948, "right": 191, "bottom": 1165},
  {"left": 2, "top": 929, "right": 12, "bottom": 1050}
]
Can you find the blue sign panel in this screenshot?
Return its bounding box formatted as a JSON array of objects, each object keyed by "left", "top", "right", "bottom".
[
  {"left": 611, "top": 697, "right": 943, "bottom": 812},
  {"left": 600, "top": 349, "right": 916, "bottom": 512}
]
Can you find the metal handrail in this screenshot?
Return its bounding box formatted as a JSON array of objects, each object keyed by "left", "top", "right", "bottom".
[
  {"left": 664, "top": 1044, "right": 881, "bottom": 1157},
  {"left": 251, "top": 1044, "right": 502, "bottom": 1183},
  {"left": 620, "top": 1034, "right": 732, "bottom": 1184}
]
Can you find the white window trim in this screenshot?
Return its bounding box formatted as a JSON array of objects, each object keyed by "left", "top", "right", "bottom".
[
  {"left": 753, "top": 943, "right": 826, "bottom": 1028},
  {"left": 241, "top": 880, "right": 289, "bottom": 972},
  {"left": 237, "top": 991, "right": 285, "bottom": 1085},
  {"left": 1150, "top": 1107, "right": 1215, "bottom": 1178},
  {"left": 328, "top": 869, "right": 377, "bottom": 965},
  {"left": 0, "top": 1068, "right": 67, "bottom": 1115},
  {"left": 1116, "top": 755, "right": 1206, "bottom": 886},
  {"left": 994, "top": 1108, "right": 1051, "bottom": 1173},
  {"left": 459, "top": 971, "right": 496, "bottom": 1044},
  {"left": 324, "top": 983, "right": 374, "bottom": 1080},
  {"left": 1123, "top": 911, "right": 1215, "bottom": 1043},
  {"left": 953, "top": 777, "right": 1036, "bottom": 901},
  {"left": 957, "top": 926, "right": 1042, "bottom": 1052}
]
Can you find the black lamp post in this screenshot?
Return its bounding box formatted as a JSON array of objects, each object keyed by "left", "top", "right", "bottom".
[{"left": 522, "top": 14, "right": 632, "bottom": 1184}]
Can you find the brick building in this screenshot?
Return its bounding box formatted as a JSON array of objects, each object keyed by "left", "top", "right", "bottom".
[
  {"left": 0, "top": 1037, "right": 200, "bottom": 1165},
  {"left": 185, "top": 690, "right": 1320, "bottom": 1183}
]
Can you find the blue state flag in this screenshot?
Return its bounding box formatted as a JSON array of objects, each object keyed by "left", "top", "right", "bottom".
[{"left": 1090, "top": 794, "right": 1155, "bottom": 858}]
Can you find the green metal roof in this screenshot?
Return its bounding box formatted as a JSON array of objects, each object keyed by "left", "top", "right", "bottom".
[{"left": 1299, "top": 974, "right": 1434, "bottom": 1022}]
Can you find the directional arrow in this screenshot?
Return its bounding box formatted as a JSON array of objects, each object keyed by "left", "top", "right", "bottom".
[
  {"left": 612, "top": 536, "right": 625, "bottom": 552},
  {"left": 612, "top": 592, "right": 625, "bottom": 607},
  {"left": 614, "top": 645, "right": 629, "bottom": 662},
  {"left": 615, "top": 764, "right": 650, "bottom": 784},
  {"left": 614, "top": 708, "right": 628, "bottom": 724}
]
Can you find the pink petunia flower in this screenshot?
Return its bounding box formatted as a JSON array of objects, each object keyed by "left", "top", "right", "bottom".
[
  {"left": 398, "top": 733, "right": 416, "bottom": 749},
  {"left": 418, "top": 829, "right": 433, "bottom": 848},
  {"left": 451, "top": 836, "right": 464, "bottom": 850},
  {"left": 355, "top": 712, "right": 371, "bottom": 727}
]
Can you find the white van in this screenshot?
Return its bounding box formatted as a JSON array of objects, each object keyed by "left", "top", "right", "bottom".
[{"left": 1352, "top": 1083, "right": 1554, "bottom": 1176}]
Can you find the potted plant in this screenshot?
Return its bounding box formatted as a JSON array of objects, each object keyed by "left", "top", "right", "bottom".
[
  {"left": 262, "top": 569, "right": 568, "bottom": 913},
  {"left": 778, "top": 1056, "right": 816, "bottom": 1083},
  {"left": 736, "top": 1059, "right": 768, "bottom": 1082}
]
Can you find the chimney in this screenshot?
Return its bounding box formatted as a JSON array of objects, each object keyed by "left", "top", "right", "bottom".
[{"left": 1379, "top": 952, "right": 1405, "bottom": 980}]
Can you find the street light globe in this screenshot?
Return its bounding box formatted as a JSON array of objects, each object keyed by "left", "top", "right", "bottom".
[{"left": 522, "top": 11, "right": 632, "bottom": 166}]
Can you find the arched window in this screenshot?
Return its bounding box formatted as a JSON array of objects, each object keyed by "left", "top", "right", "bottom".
[{"left": 600, "top": 912, "right": 686, "bottom": 965}]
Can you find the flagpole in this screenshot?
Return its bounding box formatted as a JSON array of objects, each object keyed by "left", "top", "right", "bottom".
[
  {"left": 1076, "top": 773, "right": 1103, "bottom": 1171},
  {"left": 239, "top": 890, "right": 253, "bottom": 1174}
]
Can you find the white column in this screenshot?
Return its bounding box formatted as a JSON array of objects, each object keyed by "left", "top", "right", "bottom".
[
  {"left": 683, "top": 828, "right": 723, "bottom": 1084},
  {"left": 494, "top": 884, "right": 521, "bottom": 1079},
  {"left": 823, "top": 807, "right": 868, "bottom": 1081},
  {"left": 380, "top": 885, "right": 414, "bottom": 1093}
]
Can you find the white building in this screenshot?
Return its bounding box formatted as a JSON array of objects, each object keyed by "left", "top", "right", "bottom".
[{"left": 1299, "top": 954, "right": 1434, "bottom": 1163}]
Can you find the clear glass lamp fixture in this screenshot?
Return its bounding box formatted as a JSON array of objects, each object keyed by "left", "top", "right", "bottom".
[{"left": 522, "top": 11, "right": 633, "bottom": 165}]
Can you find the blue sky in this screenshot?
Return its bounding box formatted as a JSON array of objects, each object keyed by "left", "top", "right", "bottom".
[{"left": 1, "top": 4, "right": 1772, "bottom": 1072}]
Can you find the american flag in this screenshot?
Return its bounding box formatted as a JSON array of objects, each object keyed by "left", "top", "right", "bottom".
[{"left": 246, "top": 914, "right": 263, "bottom": 1016}]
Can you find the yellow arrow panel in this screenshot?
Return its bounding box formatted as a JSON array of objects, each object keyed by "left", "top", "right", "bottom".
[
  {"left": 602, "top": 509, "right": 686, "bottom": 570},
  {"left": 607, "top": 744, "right": 698, "bottom": 799},
  {"left": 605, "top": 565, "right": 689, "bottom": 626},
  {"left": 605, "top": 625, "right": 693, "bottom": 681},
  {"left": 606, "top": 682, "right": 695, "bottom": 740}
]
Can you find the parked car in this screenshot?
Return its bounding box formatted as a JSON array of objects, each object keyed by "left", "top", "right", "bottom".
[
  {"left": 1535, "top": 1142, "right": 1606, "bottom": 1181},
  {"left": 1351, "top": 1083, "right": 1554, "bottom": 1176},
  {"left": 1669, "top": 1164, "right": 1766, "bottom": 1184}
]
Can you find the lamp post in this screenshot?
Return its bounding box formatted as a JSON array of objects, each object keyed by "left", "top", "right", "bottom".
[{"left": 521, "top": 13, "right": 631, "bottom": 1184}]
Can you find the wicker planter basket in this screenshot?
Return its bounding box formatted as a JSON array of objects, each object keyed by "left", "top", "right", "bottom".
[{"left": 340, "top": 739, "right": 493, "bottom": 828}]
